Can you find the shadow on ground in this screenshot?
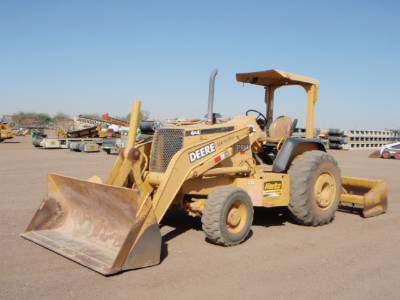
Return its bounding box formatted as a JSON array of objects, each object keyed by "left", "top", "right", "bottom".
[{"left": 159, "top": 207, "right": 295, "bottom": 261}]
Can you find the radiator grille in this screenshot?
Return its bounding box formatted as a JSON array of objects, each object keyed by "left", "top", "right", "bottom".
[{"left": 150, "top": 128, "right": 184, "bottom": 172}]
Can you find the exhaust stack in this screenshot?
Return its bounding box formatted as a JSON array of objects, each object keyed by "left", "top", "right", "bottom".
[{"left": 207, "top": 68, "right": 218, "bottom": 124}]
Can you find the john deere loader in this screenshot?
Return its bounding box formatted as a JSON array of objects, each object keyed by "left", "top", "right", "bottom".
[{"left": 22, "top": 69, "right": 388, "bottom": 275}]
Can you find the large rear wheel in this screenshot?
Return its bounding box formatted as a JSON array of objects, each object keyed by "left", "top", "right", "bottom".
[
  {"left": 288, "top": 150, "right": 341, "bottom": 226},
  {"left": 201, "top": 186, "right": 254, "bottom": 246}
]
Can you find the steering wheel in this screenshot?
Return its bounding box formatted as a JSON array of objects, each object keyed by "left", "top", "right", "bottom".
[{"left": 245, "top": 109, "right": 268, "bottom": 128}]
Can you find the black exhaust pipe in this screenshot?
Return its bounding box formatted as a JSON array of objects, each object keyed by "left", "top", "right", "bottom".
[{"left": 207, "top": 68, "right": 218, "bottom": 124}]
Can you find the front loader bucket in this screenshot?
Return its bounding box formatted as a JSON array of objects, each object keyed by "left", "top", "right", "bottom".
[
  {"left": 21, "top": 173, "right": 161, "bottom": 275},
  {"left": 340, "top": 177, "right": 388, "bottom": 218}
]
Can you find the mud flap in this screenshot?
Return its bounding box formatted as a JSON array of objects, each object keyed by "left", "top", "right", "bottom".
[
  {"left": 340, "top": 177, "right": 388, "bottom": 218},
  {"left": 21, "top": 173, "right": 161, "bottom": 275}
]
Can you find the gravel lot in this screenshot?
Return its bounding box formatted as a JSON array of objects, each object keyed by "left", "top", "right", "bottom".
[{"left": 1, "top": 136, "right": 399, "bottom": 299}]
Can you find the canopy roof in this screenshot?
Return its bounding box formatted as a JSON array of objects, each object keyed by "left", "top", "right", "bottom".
[{"left": 236, "top": 69, "right": 318, "bottom": 87}]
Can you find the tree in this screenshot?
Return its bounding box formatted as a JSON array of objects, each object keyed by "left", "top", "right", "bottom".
[
  {"left": 53, "top": 112, "right": 71, "bottom": 121},
  {"left": 81, "top": 113, "right": 100, "bottom": 120},
  {"left": 36, "top": 113, "right": 52, "bottom": 124},
  {"left": 12, "top": 112, "right": 52, "bottom": 126},
  {"left": 53, "top": 113, "right": 73, "bottom": 129}
]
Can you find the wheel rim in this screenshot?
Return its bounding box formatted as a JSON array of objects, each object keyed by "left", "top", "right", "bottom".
[
  {"left": 226, "top": 200, "right": 248, "bottom": 234},
  {"left": 382, "top": 152, "right": 390, "bottom": 158},
  {"left": 314, "top": 172, "right": 336, "bottom": 210}
]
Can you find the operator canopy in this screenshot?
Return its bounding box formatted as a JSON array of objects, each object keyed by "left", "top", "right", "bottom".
[{"left": 236, "top": 69, "right": 318, "bottom": 87}]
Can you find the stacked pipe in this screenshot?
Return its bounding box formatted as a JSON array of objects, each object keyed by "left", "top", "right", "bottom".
[
  {"left": 328, "top": 129, "right": 400, "bottom": 150},
  {"left": 328, "top": 129, "right": 345, "bottom": 149}
]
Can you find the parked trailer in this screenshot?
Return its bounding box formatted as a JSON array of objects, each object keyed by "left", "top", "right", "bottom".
[
  {"left": 39, "top": 138, "right": 67, "bottom": 149},
  {"left": 37, "top": 138, "right": 103, "bottom": 150},
  {"left": 70, "top": 141, "right": 100, "bottom": 153}
]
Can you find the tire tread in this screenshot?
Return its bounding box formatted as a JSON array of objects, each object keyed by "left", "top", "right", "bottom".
[
  {"left": 201, "top": 186, "right": 253, "bottom": 246},
  {"left": 288, "top": 150, "right": 340, "bottom": 226}
]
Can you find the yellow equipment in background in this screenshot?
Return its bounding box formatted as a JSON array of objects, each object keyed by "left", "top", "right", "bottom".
[
  {"left": 55, "top": 128, "right": 68, "bottom": 138},
  {"left": 22, "top": 69, "right": 387, "bottom": 275},
  {"left": 0, "top": 123, "right": 13, "bottom": 142}
]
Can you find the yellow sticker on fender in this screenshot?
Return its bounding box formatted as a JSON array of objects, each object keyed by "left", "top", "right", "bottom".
[{"left": 264, "top": 181, "right": 282, "bottom": 197}]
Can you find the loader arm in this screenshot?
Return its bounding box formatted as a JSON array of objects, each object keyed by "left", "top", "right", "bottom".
[
  {"left": 149, "top": 126, "right": 252, "bottom": 223},
  {"left": 21, "top": 100, "right": 164, "bottom": 275}
]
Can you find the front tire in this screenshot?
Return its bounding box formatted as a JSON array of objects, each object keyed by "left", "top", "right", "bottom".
[
  {"left": 288, "top": 150, "right": 341, "bottom": 226},
  {"left": 201, "top": 186, "right": 254, "bottom": 246}
]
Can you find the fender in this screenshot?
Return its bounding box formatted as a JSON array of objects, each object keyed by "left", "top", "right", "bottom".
[{"left": 272, "top": 137, "right": 326, "bottom": 173}]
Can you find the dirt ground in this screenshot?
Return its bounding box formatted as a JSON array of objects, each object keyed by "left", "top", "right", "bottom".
[{"left": 1, "top": 136, "right": 399, "bottom": 300}]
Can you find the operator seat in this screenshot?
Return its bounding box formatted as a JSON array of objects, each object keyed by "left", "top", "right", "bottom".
[{"left": 265, "top": 116, "right": 297, "bottom": 143}]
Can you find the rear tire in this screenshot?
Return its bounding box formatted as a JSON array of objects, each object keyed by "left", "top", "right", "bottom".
[
  {"left": 382, "top": 151, "right": 391, "bottom": 159},
  {"left": 201, "top": 186, "right": 254, "bottom": 246},
  {"left": 288, "top": 150, "right": 341, "bottom": 226}
]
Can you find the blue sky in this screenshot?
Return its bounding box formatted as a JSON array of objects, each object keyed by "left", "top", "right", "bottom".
[{"left": 1, "top": 0, "right": 399, "bottom": 129}]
